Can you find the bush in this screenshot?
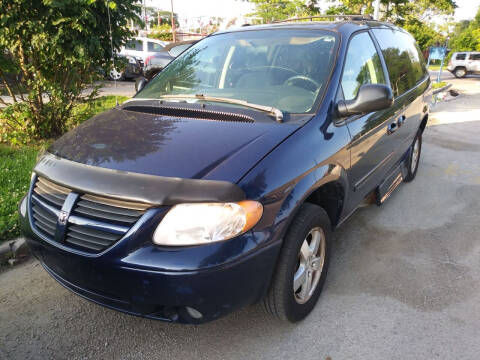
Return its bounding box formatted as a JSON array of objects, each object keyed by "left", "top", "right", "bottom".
[
  {"left": 0, "top": 95, "right": 129, "bottom": 242},
  {"left": 0, "top": 96, "right": 129, "bottom": 146},
  {"left": 0, "top": 0, "right": 139, "bottom": 140},
  {"left": 149, "top": 24, "right": 174, "bottom": 42},
  {"left": 0, "top": 102, "right": 36, "bottom": 145}
]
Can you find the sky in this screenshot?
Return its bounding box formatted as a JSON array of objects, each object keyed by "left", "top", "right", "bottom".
[
  {"left": 145, "top": 0, "right": 479, "bottom": 22},
  {"left": 454, "top": 0, "right": 480, "bottom": 21}
]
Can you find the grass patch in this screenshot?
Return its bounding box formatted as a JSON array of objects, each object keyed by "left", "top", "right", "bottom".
[
  {"left": 428, "top": 65, "right": 449, "bottom": 71},
  {"left": 0, "top": 144, "right": 39, "bottom": 242},
  {"left": 432, "top": 81, "right": 447, "bottom": 89},
  {"left": 0, "top": 95, "right": 128, "bottom": 242}
]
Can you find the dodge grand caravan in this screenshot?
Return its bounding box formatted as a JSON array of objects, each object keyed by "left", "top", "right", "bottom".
[{"left": 19, "top": 18, "right": 431, "bottom": 324}]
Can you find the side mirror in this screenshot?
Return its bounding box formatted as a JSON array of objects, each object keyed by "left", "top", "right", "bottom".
[
  {"left": 337, "top": 84, "right": 393, "bottom": 117},
  {"left": 135, "top": 77, "right": 148, "bottom": 93}
]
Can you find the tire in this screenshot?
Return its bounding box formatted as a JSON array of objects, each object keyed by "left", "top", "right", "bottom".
[
  {"left": 454, "top": 67, "right": 466, "bottom": 78},
  {"left": 404, "top": 130, "right": 422, "bottom": 182},
  {"left": 264, "top": 203, "right": 331, "bottom": 322},
  {"left": 108, "top": 67, "right": 125, "bottom": 81}
]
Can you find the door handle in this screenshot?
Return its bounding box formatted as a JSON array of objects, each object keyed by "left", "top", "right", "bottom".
[
  {"left": 387, "top": 122, "right": 397, "bottom": 134},
  {"left": 397, "top": 115, "right": 406, "bottom": 127}
]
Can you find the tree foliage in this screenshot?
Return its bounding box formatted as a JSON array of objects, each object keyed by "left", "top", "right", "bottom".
[
  {"left": 326, "top": 0, "right": 456, "bottom": 23},
  {"left": 448, "top": 8, "right": 480, "bottom": 55},
  {"left": 248, "top": 0, "right": 320, "bottom": 22},
  {"left": 144, "top": 7, "right": 179, "bottom": 28},
  {"left": 149, "top": 23, "right": 174, "bottom": 42},
  {"left": 0, "top": 0, "right": 140, "bottom": 142},
  {"left": 324, "top": 0, "right": 454, "bottom": 50},
  {"left": 403, "top": 18, "right": 446, "bottom": 50}
]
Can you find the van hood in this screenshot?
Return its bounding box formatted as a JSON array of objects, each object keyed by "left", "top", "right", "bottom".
[{"left": 48, "top": 106, "right": 301, "bottom": 183}]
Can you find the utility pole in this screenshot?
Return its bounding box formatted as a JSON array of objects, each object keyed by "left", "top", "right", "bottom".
[
  {"left": 373, "top": 0, "right": 380, "bottom": 20},
  {"left": 170, "top": 0, "right": 176, "bottom": 42},
  {"left": 143, "top": 0, "right": 146, "bottom": 30}
]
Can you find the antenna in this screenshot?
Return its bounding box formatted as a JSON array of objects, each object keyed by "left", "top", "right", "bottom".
[{"left": 106, "top": 1, "right": 118, "bottom": 106}]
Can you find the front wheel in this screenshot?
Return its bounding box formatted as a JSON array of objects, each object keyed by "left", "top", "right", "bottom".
[
  {"left": 404, "top": 131, "right": 422, "bottom": 182},
  {"left": 264, "top": 203, "right": 331, "bottom": 322},
  {"left": 109, "top": 67, "right": 125, "bottom": 81}
]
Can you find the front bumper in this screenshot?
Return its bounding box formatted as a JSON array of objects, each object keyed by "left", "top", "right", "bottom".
[{"left": 19, "top": 196, "right": 281, "bottom": 323}]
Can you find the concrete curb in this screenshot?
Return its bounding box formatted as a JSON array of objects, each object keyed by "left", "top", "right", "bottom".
[
  {"left": 432, "top": 83, "right": 452, "bottom": 95},
  {"left": 0, "top": 237, "right": 29, "bottom": 265}
]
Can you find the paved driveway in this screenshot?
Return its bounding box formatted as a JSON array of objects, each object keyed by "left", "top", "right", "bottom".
[{"left": 1, "top": 76, "right": 480, "bottom": 360}]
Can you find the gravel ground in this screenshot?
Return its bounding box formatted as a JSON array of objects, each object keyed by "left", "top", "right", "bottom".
[{"left": 1, "top": 75, "right": 480, "bottom": 360}]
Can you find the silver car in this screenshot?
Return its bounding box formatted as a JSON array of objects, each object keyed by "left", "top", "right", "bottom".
[{"left": 447, "top": 51, "right": 480, "bottom": 78}]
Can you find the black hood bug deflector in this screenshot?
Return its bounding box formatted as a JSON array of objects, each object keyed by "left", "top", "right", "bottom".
[{"left": 34, "top": 153, "right": 246, "bottom": 206}]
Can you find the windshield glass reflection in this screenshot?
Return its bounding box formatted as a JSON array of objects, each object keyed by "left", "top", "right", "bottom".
[{"left": 138, "top": 30, "right": 337, "bottom": 114}]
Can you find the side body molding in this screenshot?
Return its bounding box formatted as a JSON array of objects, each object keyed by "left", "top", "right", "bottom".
[{"left": 34, "top": 153, "right": 246, "bottom": 206}]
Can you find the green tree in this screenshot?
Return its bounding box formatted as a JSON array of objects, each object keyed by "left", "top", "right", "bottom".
[
  {"left": 448, "top": 8, "right": 480, "bottom": 54},
  {"left": 145, "top": 8, "right": 179, "bottom": 28},
  {"left": 248, "top": 0, "right": 320, "bottom": 22},
  {"left": 403, "top": 18, "right": 446, "bottom": 50},
  {"left": 326, "top": 0, "right": 456, "bottom": 23},
  {"left": 0, "top": 0, "right": 140, "bottom": 141},
  {"left": 325, "top": 0, "right": 455, "bottom": 50}
]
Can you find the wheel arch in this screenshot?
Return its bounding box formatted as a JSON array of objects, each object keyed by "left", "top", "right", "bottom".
[
  {"left": 420, "top": 113, "right": 428, "bottom": 133},
  {"left": 275, "top": 163, "right": 350, "bottom": 235}
]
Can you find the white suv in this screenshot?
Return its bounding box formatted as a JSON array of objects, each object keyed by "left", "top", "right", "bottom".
[
  {"left": 447, "top": 51, "right": 480, "bottom": 78},
  {"left": 119, "top": 37, "right": 168, "bottom": 64}
]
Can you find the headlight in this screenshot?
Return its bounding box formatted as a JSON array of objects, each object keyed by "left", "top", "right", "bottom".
[{"left": 153, "top": 201, "right": 263, "bottom": 246}]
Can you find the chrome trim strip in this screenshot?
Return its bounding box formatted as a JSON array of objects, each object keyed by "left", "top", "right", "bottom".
[{"left": 68, "top": 215, "right": 129, "bottom": 235}]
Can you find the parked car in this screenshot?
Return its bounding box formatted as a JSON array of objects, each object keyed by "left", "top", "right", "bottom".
[
  {"left": 447, "top": 51, "right": 480, "bottom": 78},
  {"left": 107, "top": 55, "right": 143, "bottom": 81},
  {"left": 19, "top": 18, "right": 430, "bottom": 324},
  {"left": 143, "top": 40, "right": 198, "bottom": 80},
  {"left": 119, "top": 37, "right": 168, "bottom": 63}
]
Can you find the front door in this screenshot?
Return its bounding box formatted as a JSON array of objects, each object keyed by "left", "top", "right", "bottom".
[{"left": 339, "top": 31, "right": 399, "bottom": 212}]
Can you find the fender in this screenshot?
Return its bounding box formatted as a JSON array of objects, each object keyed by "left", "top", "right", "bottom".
[{"left": 263, "top": 162, "right": 350, "bottom": 243}]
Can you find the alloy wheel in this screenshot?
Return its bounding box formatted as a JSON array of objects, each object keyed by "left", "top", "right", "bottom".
[
  {"left": 293, "top": 227, "right": 326, "bottom": 304},
  {"left": 109, "top": 68, "right": 122, "bottom": 81}
]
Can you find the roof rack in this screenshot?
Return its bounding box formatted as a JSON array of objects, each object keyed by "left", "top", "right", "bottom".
[{"left": 272, "top": 15, "right": 373, "bottom": 24}]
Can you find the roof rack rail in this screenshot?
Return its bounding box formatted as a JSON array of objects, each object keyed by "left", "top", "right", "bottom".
[{"left": 272, "top": 14, "right": 373, "bottom": 24}]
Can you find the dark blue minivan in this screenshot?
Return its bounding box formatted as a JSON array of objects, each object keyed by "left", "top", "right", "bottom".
[{"left": 19, "top": 17, "right": 430, "bottom": 323}]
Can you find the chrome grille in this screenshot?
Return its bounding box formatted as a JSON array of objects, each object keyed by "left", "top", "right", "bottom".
[
  {"left": 30, "top": 176, "right": 149, "bottom": 253},
  {"left": 31, "top": 204, "right": 57, "bottom": 238},
  {"left": 74, "top": 194, "right": 147, "bottom": 224},
  {"left": 33, "top": 176, "right": 71, "bottom": 207}
]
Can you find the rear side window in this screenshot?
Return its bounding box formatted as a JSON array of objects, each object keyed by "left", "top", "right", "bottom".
[
  {"left": 341, "top": 32, "right": 386, "bottom": 100},
  {"left": 470, "top": 53, "right": 480, "bottom": 60},
  {"left": 456, "top": 53, "right": 466, "bottom": 60},
  {"left": 372, "top": 29, "right": 427, "bottom": 97},
  {"left": 126, "top": 40, "right": 143, "bottom": 51},
  {"left": 169, "top": 44, "right": 192, "bottom": 58},
  {"left": 148, "top": 42, "right": 164, "bottom": 52}
]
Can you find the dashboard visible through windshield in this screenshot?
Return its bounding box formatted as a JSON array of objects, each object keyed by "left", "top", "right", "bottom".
[{"left": 137, "top": 29, "right": 337, "bottom": 115}]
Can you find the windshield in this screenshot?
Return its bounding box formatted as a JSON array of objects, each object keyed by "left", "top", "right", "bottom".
[{"left": 137, "top": 29, "right": 337, "bottom": 114}]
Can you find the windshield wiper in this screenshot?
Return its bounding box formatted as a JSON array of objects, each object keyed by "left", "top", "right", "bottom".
[{"left": 159, "top": 94, "right": 284, "bottom": 122}]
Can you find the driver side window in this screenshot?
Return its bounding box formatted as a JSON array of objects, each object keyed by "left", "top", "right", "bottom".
[{"left": 341, "top": 32, "right": 386, "bottom": 100}]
